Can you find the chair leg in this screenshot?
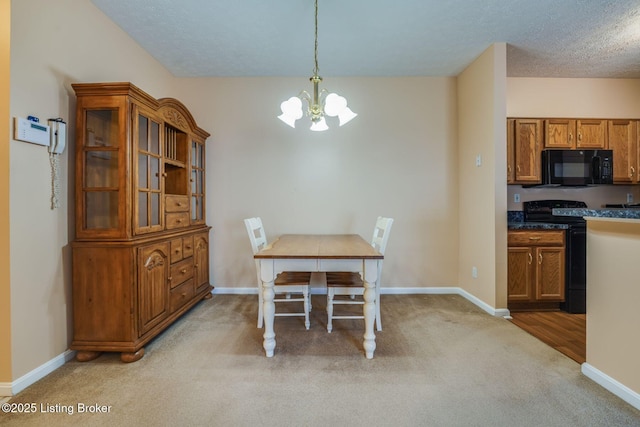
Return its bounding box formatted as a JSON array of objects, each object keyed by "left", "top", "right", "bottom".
[
  {"left": 303, "top": 288, "right": 310, "bottom": 330},
  {"left": 375, "top": 284, "right": 382, "bottom": 331},
  {"left": 327, "top": 288, "right": 334, "bottom": 333},
  {"left": 257, "top": 286, "right": 264, "bottom": 328}
]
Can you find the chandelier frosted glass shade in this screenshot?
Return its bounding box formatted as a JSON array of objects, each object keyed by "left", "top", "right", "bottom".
[{"left": 277, "top": 87, "right": 357, "bottom": 131}]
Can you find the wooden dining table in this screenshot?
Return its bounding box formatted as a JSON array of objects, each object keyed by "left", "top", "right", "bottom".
[{"left": 254, "top": 234, "right": 383, "bottom": 358}]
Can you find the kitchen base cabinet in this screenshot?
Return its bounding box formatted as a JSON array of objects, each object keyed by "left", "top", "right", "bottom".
[{"left": 508, "top": 230, "right": 565, "bottom": 312}]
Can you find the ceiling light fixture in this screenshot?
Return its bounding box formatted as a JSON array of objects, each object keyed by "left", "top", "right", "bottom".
[{"left": 278, "top": 0, "right": 357, "bottom": 131}]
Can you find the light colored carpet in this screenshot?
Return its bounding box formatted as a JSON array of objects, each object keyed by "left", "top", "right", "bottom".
[{"left": 2, "top": 294, "right": 639, "bottom": 426}]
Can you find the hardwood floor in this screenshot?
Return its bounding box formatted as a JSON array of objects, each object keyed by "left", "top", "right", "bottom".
[{"left": 509, "top": 311, "right": 586, "bottom": 364}]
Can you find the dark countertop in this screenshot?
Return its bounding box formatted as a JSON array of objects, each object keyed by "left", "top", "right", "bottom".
[
  {"left": 552, "top": 208, "right": 640, "bottom": 220},
  {"left": 507, "top": 211, "right": 569, "bottom": 230}
]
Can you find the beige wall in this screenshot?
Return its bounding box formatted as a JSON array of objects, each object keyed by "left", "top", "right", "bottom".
[
  {"left": 457, "top": 44, "right": 508, "bottom": 309},
  {"left": 8, "top": 0, "right": 463, "bottom": 386},
  {"left": 1, "top": 0, "right": 12, "bottom": 384},
  {"left": 9, "top": 0, "right": 173, "bottom": 381},
  {"left": 506, "top": 77, "right": 640, "bottom": 210},
  {"left": 174, "top": 76, "right": 461, "bottom": 289},
  {"left": 585, "top": 218, "right": 640, "bottom": 395}
]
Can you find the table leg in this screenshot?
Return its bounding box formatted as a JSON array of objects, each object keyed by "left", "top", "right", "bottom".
[
  {"left": 262, "top": 280, "right": 276, "bottom": 357},
  {"left": 363, "top": 279, "right": 376, "bottom": 359}
]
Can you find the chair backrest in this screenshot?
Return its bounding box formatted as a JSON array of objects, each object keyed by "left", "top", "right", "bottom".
[
  {"left": 244, "top": 217, "right": 267, "bottom": 255},
  {"left": 371, "top": 216, "right": 393, "bottom": 255},
  {"left": 244, "top": 217, "right": 267, "bottom": 287}
]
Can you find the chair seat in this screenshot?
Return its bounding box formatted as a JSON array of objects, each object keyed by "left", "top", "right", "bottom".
[
  {"left": 275, "top": 271, "right": 313, "bottom": 286},
  {"left": 326, "top": 272, "right": 363, "bottom": 287}
]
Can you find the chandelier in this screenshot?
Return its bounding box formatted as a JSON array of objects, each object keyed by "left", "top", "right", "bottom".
[{"left": 278, "top": 0, "right": 357, "bottom": 131}]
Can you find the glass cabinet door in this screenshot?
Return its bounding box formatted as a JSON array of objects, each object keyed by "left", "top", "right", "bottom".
[
  {"left": 190, "top": 140, "right": 205, "bottom": 224},
  {"left": 83, "top": 109, "right": 120, "bottom": 231},
  {"left": 135, "top": 109, "right": 163, "bottom": 234}
]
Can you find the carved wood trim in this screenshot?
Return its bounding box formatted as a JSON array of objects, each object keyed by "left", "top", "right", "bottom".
[{"left": 145, "top": 253, "right": 165, "bottom": 270}]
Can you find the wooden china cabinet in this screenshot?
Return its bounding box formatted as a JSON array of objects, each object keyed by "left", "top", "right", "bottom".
[{"left": 71, "top": 82, "right": 212, "bottom": 363}]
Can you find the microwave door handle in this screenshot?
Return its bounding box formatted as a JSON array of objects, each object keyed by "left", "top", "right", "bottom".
[{"left": 592, "top": 156, "right": 601, "bottom": 184}]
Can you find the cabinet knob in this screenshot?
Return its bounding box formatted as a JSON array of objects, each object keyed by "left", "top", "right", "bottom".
[
  {"left": 162, "top": 172, "right": 168, "bottom": 177},
  {"left": 181, "top": 269, "right": 187, "bottom": 274}
]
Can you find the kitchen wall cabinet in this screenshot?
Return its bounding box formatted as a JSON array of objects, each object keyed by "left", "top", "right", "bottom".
[
  {"left": 508, "top": 117, "right": 639, "bottom": 185},
  {"left": 544, "top": 119, "right": 576, "bottom": 149},
  {"left": 508, "top": 119, "right": 542, "bottom": 184},
  {"left": 508, "top": 230, "right": 565, "bottom": 311},
  {"left": 608, "top": 120, "right": 638, "bottom": 184},
  {"left": 576, "top": 119, "right": 608, "bottom": 149},
  {"left": 71, "top": 82, "right": 212, "bottom": 363}
]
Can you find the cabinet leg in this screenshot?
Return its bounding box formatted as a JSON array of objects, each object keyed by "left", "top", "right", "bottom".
[
  {"left": 120, "top": 348, "right": 145, "bottom": 363},
  {"left": 75, "top": 351, "right": 102, "bottom": 362},
  {"left": 203, "top": 292, "right": 213, "bottom": 300}
]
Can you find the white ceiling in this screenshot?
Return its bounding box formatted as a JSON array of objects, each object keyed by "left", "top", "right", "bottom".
[{"left": 90, "top": 0, "right": 640, "bottom": 78}]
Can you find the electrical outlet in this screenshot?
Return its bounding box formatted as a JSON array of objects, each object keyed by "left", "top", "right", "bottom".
[
  {"left": 472, "top": 266, "right": 478, "bottom": 278},
  {"left": 627, "top": 193, "right": 634, "bottom": 204},
  {"left": 514, "top": 193, "right": 520, "bottom": 203},
  {"left": 475, "top": 155, "right": 482, "bottom": 167}
]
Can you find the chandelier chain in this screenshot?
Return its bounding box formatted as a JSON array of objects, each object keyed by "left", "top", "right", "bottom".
[{"left": 313, "top": 0, "right": 319, "bottom": 76}]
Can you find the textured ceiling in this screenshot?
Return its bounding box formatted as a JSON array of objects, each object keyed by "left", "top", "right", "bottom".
[{"left": 90, "top": 0, "right": 640, "bottom": 78}]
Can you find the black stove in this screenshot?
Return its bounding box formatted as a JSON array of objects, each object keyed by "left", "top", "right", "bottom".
[
  {"left": 524, "top": 200, "right": 587, "bottom": 224},
  {"left": 523, "top": 200, "right": 587, "bottom": 314}
]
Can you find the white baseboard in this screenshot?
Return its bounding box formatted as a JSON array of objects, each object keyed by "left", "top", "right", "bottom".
[
  {"left": 0, "top": 349, "right": 76, "bottom": 397},
  {"left": 581, "top": 363, "right": 640, "bottom": 410},
  {"left": 212, "top": 286, "right": 511, "bottom": 317}
]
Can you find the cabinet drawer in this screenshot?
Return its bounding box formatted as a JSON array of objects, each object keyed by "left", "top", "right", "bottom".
[
  {"left": 170, "top": 257, "right": 193, "bottom": 289},
  {"left": 170, "top": 238, "right": 183, "bottom": 263},
  {"left": 508, "top": 230, "right": 564, "bottom": 246},
  {"left": 182, "top": 235, "right": 194, "bottom": 258},
  {"left": 166, "top": 212, "right": 189, "bottom": 229},
  {"left": 165, "top": 195, "right": 189, "bottom": 212},
  {"left": 170, "top": 279, "right": 194, "bottom": 313}
]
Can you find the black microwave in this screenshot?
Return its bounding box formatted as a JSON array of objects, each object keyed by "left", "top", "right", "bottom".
[{"left": 541, "top": 149, "right": 613, "bottom": 186}]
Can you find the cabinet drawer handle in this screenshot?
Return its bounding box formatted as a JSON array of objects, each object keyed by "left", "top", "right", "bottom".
[
  {"left": 578, "top": 132, "right": 582, "bottom": 141},
  {"left": 538, "top": 253, "right": 543, "bottom": 264},
  {"left": 631, "top": 166, "right": 635, "bottom": 177},
  {"left": 569, "top": 132, "right": 573, "bottom": 142},
  {"left": 180, "top": 269, "right": 187, "bottom": 274},
  {"left": 528, "top": 237, "right": 541, "bottom": 241},
  {"left": 528, "top": 253, "right": 532, "bottom": 264}
]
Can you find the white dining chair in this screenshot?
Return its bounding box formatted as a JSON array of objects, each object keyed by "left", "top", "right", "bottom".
[
  {"left": 244, "top": 217, "right": 318, "bottom": 330},
  {"left": 326, "top": 216, "right": 394, "bottom": 333}
]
